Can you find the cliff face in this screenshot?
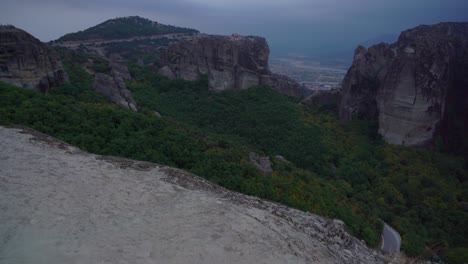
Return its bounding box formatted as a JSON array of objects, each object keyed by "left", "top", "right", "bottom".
[
  {"left": 159, "top": 34, "right": 306, "bottom": 98},
  {"left": 0, "top": 126, "right": 384, "bottom": 263},
  {"left": 0, "top": 26, "right": 68, "bottom": 92},
  {"left": 340, "top": 23, "right": 468, "bottom": 147},
  {"left": 302, "top": 89, "right": 340, "bottom": 109},
  {"left": 339, "top": 44, "right": 395, "bottom": 120},
  {"left": 92, "top": 56, "right": 138, "bottom": 111}
]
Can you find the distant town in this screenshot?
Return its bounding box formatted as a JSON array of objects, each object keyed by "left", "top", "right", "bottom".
[{"left": 269, "top": 56, "right": 348, "bottom": 91}]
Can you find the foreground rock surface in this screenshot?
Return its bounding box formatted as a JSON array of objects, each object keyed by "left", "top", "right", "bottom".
[
  {"left": 339, "top": 22, "right": 468, "bottom": 147},
  {"left": 160, "top": 34, "right": 306, "bottom": 98},
  {"left": 0, "top": 25, "right": 68, "bottom": 92},
  {"left": 0, "top": 126, "right": 383, "bottom": 264}
]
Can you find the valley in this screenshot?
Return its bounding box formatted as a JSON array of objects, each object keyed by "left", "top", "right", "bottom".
[
  {"left": 0, "top": 16, "right": 467, "bottom": 263},
  {"left": 269, "top": 56, "right": 347, "bottom": 91}
]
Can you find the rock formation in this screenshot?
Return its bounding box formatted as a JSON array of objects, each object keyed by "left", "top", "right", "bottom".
[
  {"left": 339, "top": 23, "right": 468, "bottom": 147},
  {"left": 159, "top": 34, "right": 306, "bottom": 98},
  {"left": 261, "top": 73, "right": 306, "bottom": 98},
  {"left": 248, "top": 152, "right": 273, "bottom": 175},
  {"left": 92, "top": 56, "right": 138, "bottom": 111},
  {"left": 0, "top": 126, "right": 384, "bottom": 263},
  {"left": 302, "top": 89, "right": 340, "bottom": 109},
  {"left": 0, "top": 25, "right": 68, "bottom": 92}
]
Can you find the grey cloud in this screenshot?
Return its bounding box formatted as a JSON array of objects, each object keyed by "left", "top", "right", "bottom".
[{"left": 1, "top": 0, "right": 467, "bottom": 58}]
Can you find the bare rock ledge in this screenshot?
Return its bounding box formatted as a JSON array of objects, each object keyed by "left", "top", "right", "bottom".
[{"left": 0, "top": 126, "right": 383, "bottom": 264}]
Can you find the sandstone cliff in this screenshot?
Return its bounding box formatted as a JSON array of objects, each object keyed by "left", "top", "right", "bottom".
[
  {"left": 92, "top": 55, "right": 138, "bottom": 111},
  {"left": 339, "top": 23, "right": 468, "bottom": 147},
  {"left": 0, "top": 25, "right": 68, "bottom": 92},
  {"left": 0, "top": 126, "right": 384, "bottom": 263},
  {"left": 159, "top": 34, "right": 306, "bottom": 98}
]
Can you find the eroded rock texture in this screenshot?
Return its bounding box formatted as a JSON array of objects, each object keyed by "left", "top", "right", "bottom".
[
  {"left": 92, "top": 56, "right": 138, "bottom": 111},
  {"left": 339, "top": 23, "right": 468, "bottom": 147},
  {"left": 0, "top": 126, "right": 384, "bottom": 264},
  {"left": 159, "top": 34, "right": 306, "bottom": 98},
  {"left": 248, "top": 152, "right": 273, "bottom": 176},
  {"left": 0, "top": 25, "right": 68, "bottom": 92}
]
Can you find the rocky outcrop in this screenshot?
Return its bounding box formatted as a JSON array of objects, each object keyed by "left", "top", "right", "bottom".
[
  {"left": 302, "top": 89, "right": 340, "bottom": 109},
  {"left": 339, "top": 44, "right": 394, "bottom": 120},
  {"left": 249, "top": 152, "right": 273, "bottom": 175},
  {"left": 339, "top": 23, "right": 468, "bottom": 147},
  {"left": 260, "top": 73, "right": 305, "bottom": 98},
  {"left": 159, "top": 34, "right": 306, "bottom": 98},
  {"left": 157, "top": 65, "right": 176, "bottom": 80},
  {"left": 0, "top": 25, "right": 68, "bottom": 92},
  {"left": 0, "top": 126, "right": 384, "bottom": 263},
  {"left": 92, "top": 57, "right": 138, "bottom": 111}
]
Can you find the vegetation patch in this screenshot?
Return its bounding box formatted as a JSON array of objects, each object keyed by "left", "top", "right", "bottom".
[
  {"left": 57, "top": 16, "right": 198, "bottom": 41},
  {"left": 0, "top": 62, "right": 466, "bottom": 259}
]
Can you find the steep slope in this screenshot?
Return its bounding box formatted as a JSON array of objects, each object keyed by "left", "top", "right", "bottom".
[
  {"left": 57, "top": 16, "right": 199, "bottom": 42},
  {"left": 159, "top": 34, "right": 306, "bottom": 97},
  {"left": 0, "top": 24, "right": 137, "bottom": 111},
  {"left": 339, "top": 22, "right": 468, "bottom": 148},
  {"left": 92, "top": 55, "right": 138, "bottom": 111},
  {"left": 0, "top": 126, "right": 384, "bottom": 263},
  {"left": 2, "top": 73, "right": 467, "bottom": 257},
  {"left": 0, "top": 25, "right": 68, "bottom": 92}
]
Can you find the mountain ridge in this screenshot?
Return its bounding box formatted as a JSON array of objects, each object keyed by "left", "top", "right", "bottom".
[{"left": 56, "top": 16, "right": 199, "bottom": 42}]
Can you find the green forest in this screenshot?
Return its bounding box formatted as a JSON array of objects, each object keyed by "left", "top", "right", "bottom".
[
  {"left": 0, "top": 61, "right": 467, "bottom": 261},
  {"left": 57, "top": 16, "right": 199, "bottom": 41}
]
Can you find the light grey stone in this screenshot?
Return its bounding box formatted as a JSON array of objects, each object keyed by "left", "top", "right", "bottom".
[
  {"left": 0, "top": 126, "right": 384, "bottom": 263},
  {"left": 92, "top": 58, "right": 138, "bottom": 112},
  {"left": 160, "top": 34, "right": 306, "bottom": 97}
]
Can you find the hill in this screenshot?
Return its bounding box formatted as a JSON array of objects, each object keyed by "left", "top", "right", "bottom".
[{"left": 57, "top": 16, "right": 199, "bottom": 41}]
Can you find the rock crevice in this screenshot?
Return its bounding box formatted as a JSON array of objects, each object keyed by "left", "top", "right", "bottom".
[{"left": 92, "top": 56, "right": 138, "bottom": 111}]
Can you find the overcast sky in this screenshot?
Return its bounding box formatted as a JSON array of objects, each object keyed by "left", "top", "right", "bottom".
[{"left": 1, "top": 0, "right": 467, "bottom": 58}]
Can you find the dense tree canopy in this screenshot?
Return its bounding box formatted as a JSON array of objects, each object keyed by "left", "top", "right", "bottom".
[
  {"left": 57, "top": 16, "right": 198, "bottom": 42},
  {"left": 0, "top": 62, "right": 466, "bottom": 260}
]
